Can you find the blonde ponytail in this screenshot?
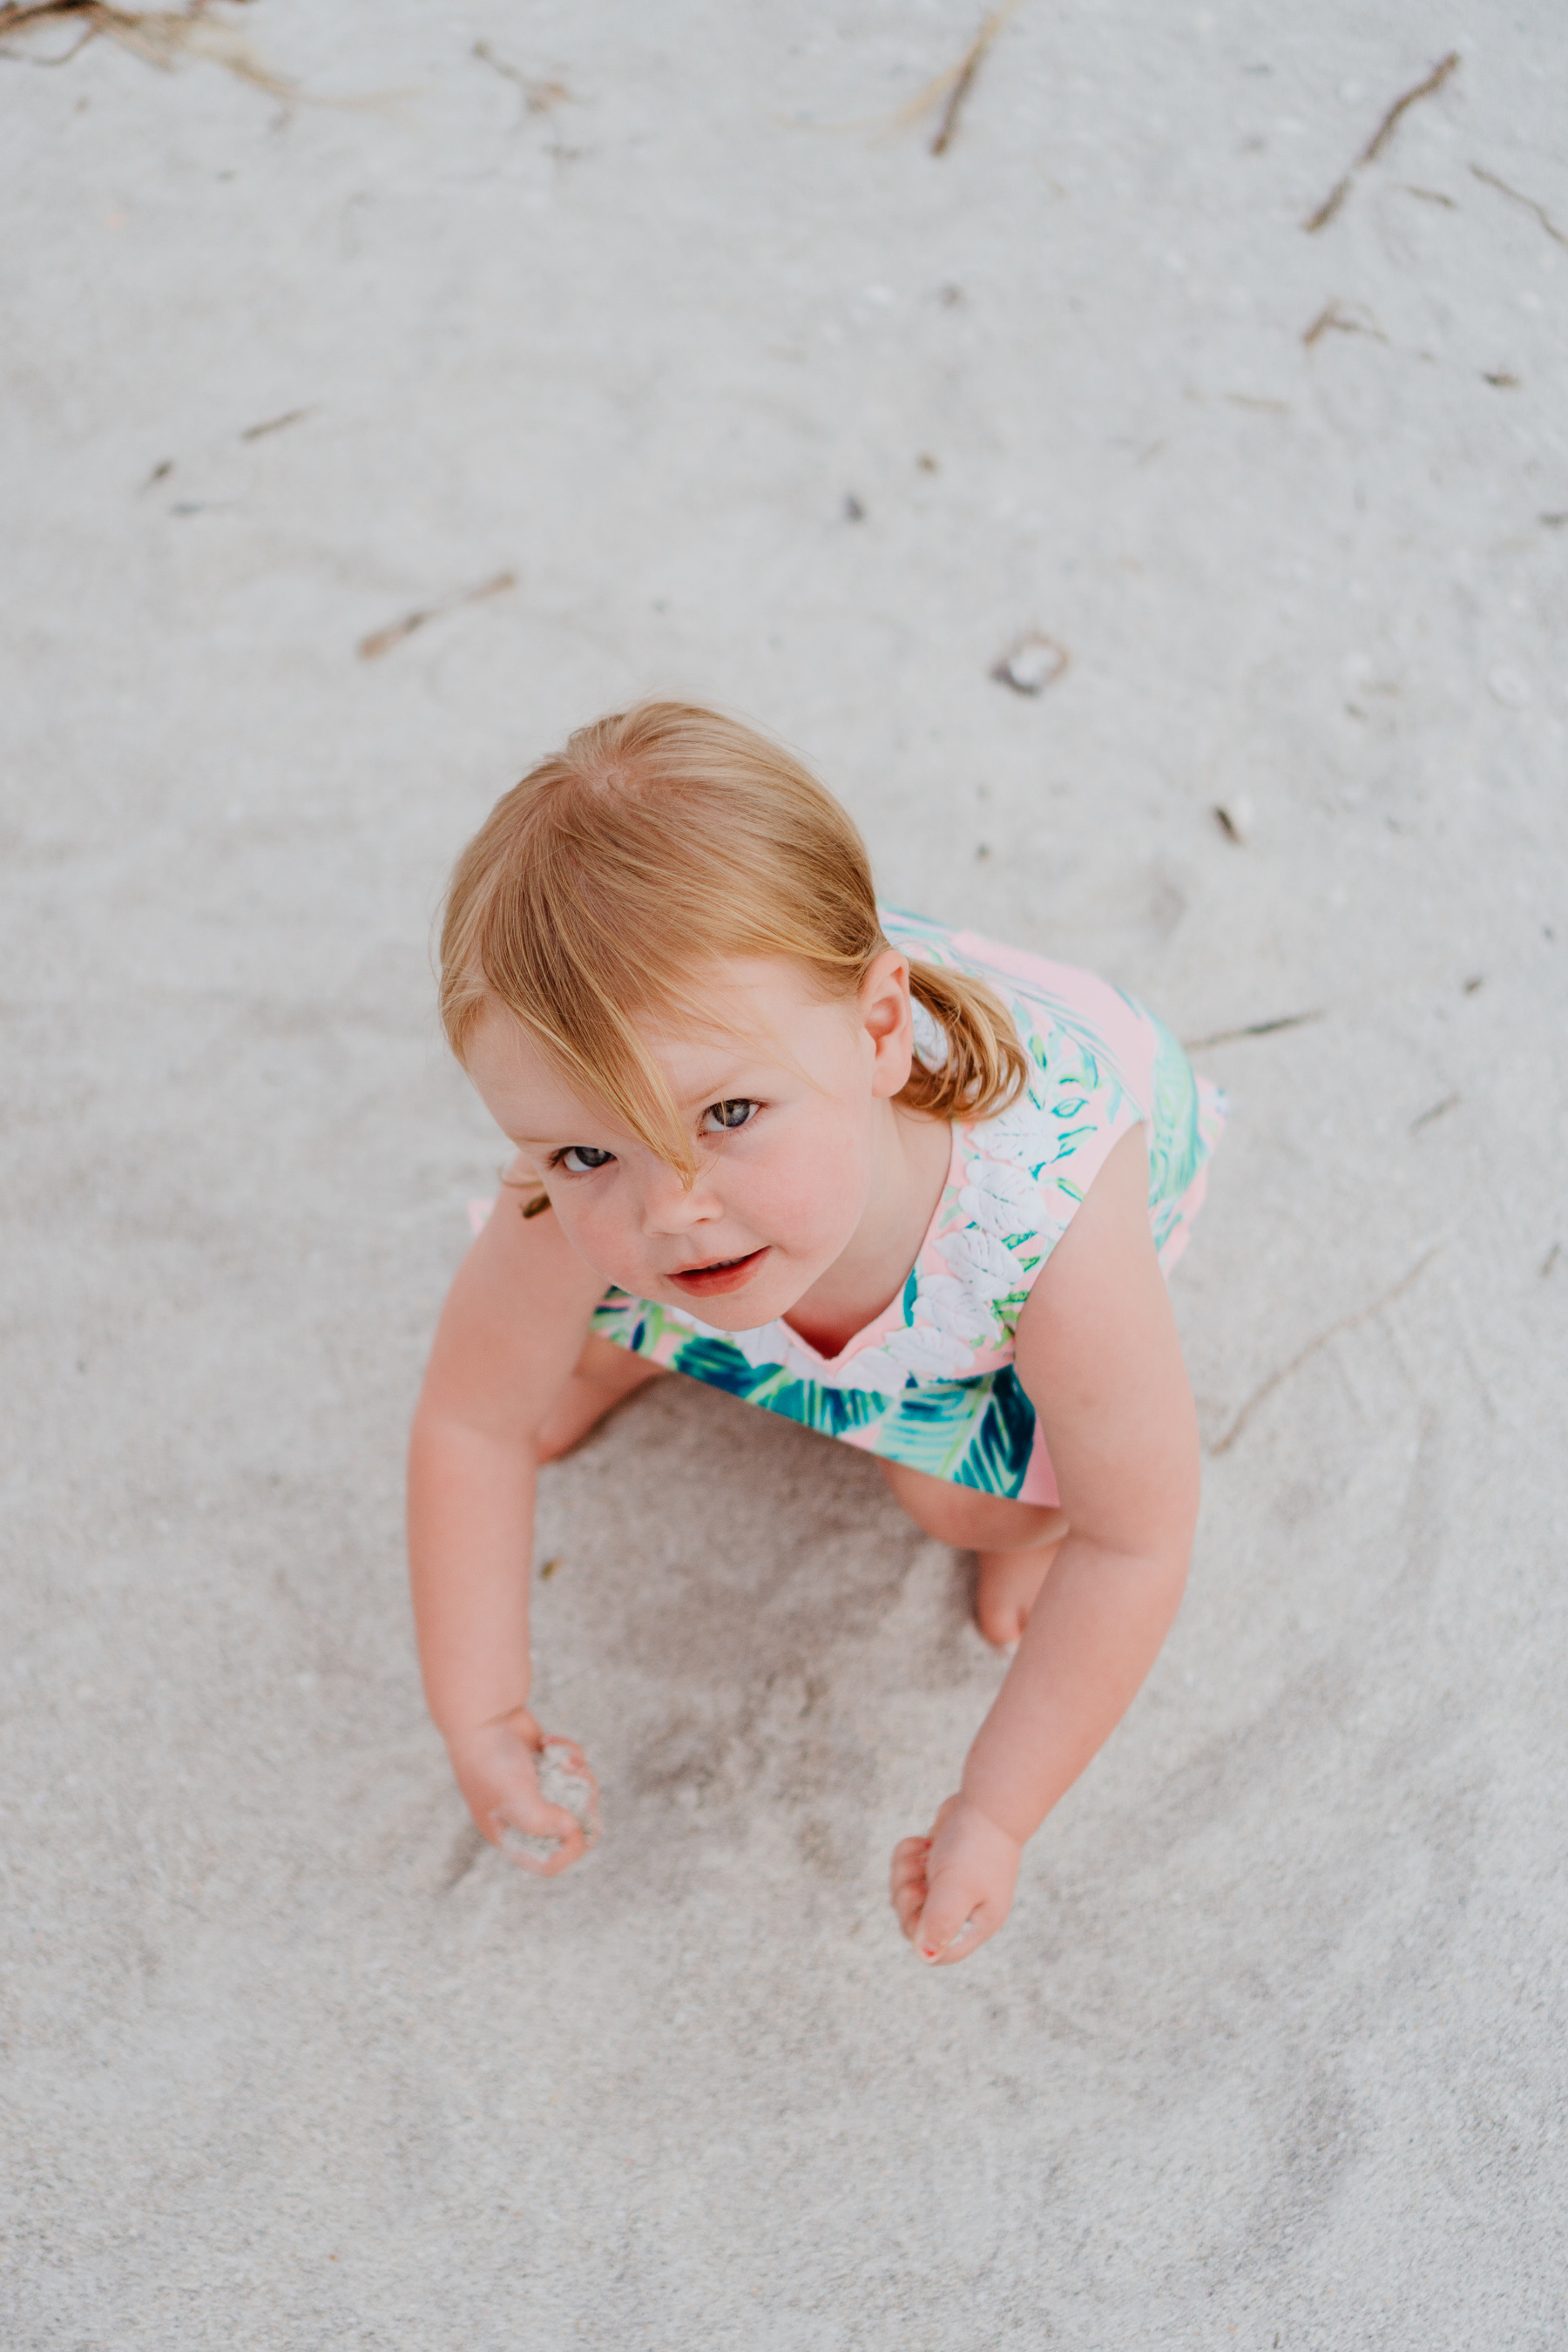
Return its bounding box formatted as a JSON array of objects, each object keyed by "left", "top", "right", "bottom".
[{"left": 902, "top": 961, "right": 1029, "bottom": 1124}]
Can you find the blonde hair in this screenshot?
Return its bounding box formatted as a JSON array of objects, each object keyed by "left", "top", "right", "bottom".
[{"left": 438, "top": 701, "right": 1027, "bottom": 1179}]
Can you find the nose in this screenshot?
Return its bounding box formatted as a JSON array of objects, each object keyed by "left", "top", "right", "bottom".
[{"left": 639, "top": 1159, "right": 724, "bottom": 1240}]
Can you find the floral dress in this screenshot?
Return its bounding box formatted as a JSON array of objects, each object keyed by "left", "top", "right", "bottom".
[{"left": 584, "top": 911, "right": 1226, "bottom": 1506}]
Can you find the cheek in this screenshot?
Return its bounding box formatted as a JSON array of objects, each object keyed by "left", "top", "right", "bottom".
[
  {"left": 743, "top": 1109, "right": 871, "bottom": 1247},
  {"left": 549, "top": 1186, "right": 639, "bottom": 1283}
]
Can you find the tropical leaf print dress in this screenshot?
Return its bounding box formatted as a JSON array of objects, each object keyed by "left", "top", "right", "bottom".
[{"left": 586, "top": 914, "right": 1225, "bottom": 1506}]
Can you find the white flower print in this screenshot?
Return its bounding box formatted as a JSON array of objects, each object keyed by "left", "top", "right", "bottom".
[
  {"left": 958, "top": 1154, "right": 1039, "bottom": 1245},
  {"left": 881, "top": 1320, "right": 976, "bottom": 1379},
  {"left": 917, "top": 1273, "right": 996, "bottom": 1348},
  {"left": 936, "top": 1224, "right": 1020, "bottom": 1305}
]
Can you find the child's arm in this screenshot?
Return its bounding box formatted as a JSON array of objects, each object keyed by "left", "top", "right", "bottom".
[
  {"left": 891, "top": 1125, "right": 1200, "bottom": 1962},
  {"left": 408, "top": 1173, "right": 608, "bottom": 1872}
]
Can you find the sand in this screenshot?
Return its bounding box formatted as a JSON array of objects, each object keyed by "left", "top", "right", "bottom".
[{"left": 3, "top": 3, "right": 1565, "bottom": 2345}]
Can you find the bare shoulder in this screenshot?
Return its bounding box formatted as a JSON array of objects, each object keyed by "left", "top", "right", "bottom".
[
  {"left": 416, "top": 1164, "right": 606, "bottom": 1441},
  {"left": 1016, "top": 1125, "right": 1158, "bottom": 1354},
  {"left": 1013, "top": 1125, "right": 1199, "bottom": 1542}
]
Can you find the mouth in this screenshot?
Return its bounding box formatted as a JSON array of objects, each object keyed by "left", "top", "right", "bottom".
[{"left": 667, "top": 1246, "right": 769, "bottom": 1299}]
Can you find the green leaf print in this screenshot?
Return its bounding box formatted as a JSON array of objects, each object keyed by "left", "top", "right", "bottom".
[{"left": 951, "top": 1365, "right": 1037, "bottom": 1497}]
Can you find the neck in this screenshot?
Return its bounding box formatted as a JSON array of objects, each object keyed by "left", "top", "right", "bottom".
[{"left": 781, "top": 1100, "right": 952, "bottom": 1359}]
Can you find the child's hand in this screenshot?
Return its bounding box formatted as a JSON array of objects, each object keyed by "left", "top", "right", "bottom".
[
  {"left": 447, "top": 1708, "right": 599, "bottom": 1876},
  {"left": 890, "top": 1794, "right": 1020, "bottom": 1965}
]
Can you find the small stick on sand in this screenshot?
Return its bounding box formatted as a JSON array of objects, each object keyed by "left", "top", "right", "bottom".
[
  {"left": 1303, "top": 51, "right": 1460, "bottom": 233},
  {"left": 929, "top": 2, "right": 1021, "bottom": 156},
  {"left": 240, "top": 406, "right": 313, "bottom": 443},
  {"left": 1183, "top": 1010, "right": 1323, "bottom": 1052},
  {"left": 1409, "top": 1091, "right": 1458, "bottom": 1135},
  {"left": 1469, "top": 162, "right": 1568, "bottom": 251},
  {"left": 357, "top": 570, "right": 516, "bottom": 663},
  {"left": 1211, "top": 1246, "right": 1440, "bottom": 1457},
  {"left": 881, "top": 1, "right": 1023, "bottom": 153},
  {"left": 1302, "top": 299, "right": 1387, "bottom": 349}
]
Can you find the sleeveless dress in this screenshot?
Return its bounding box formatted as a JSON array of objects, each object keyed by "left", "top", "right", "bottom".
[{"left": 583, "top": 911, "right": 1225, "bottom": 1507}]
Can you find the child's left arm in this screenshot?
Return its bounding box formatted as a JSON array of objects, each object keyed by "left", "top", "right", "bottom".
[{"left": 891, "top": 1125, "right": 1200, "bottom": 1964}]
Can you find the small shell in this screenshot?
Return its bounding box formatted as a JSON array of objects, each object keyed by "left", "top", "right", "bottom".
[{"left": 990, "top": 632, "right": 1069, "bottom": 696}]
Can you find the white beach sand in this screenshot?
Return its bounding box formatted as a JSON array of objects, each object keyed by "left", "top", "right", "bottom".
[{"left": 3, "top": 4, "right": 1565, "bottom": 2344}]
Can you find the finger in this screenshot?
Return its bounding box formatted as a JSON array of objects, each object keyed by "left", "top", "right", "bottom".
[
  {"left": 889, "top": 1841, "right": 930, "bottom": 1938},
  {"left": 538, "top": 1737, "right": 602, "bottom": 1836},
  {"left": 492, "top": 1801, "right": 585, "bottom": 1875},
  {"left": 889, "top": 1837, "right": 929, "bottom": 1897},
  {"left": 889, "top": 1835, "right": 929, "bottom": 1885},
  {"left": 891, "top": 1869, "right": 928, "bottom": 1938},
  {"left": 913, "top": 1876, "right": 987, "bottom": 1964}
]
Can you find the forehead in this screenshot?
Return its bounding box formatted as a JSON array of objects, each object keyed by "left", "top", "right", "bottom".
[{"left": 464, "top": 956, "right": 848, "bottom": 1136}]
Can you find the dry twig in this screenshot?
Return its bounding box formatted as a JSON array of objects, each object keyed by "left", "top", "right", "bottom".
[
  {"left": 1409, "top": 1092, "right": 1458, "bottom": 1134},
  {"left": 1469, "top": 161, "right": 1568, "bottom": 251},
  {"left": 929, "top": 2, "right": 1020, "bottom": 155},
  {"left": 1302, "top": 299, "right": 1387, "bottom": 348},
  {"left": 1304, "top": 51, "right": 1460, "bottom": 233},
  {"left": 240, "top": 406, "right": 312, "bottom": 442},
  {"left": 1183, "top": 1010, "right": 1322, "bottom": 1052},
  {"left": 1211, "top": 1247, "right": 1439, "bottom": 1457},
  {"left": 358, "top": 571, "right": 516, "bottom": 663},
  {"left": 881, "top": 0, "right": 1023, "bottom": 153}
]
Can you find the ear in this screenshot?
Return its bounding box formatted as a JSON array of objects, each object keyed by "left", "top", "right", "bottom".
[{"left": 860, "top": 949, "right": 916, "bottom": 1100}]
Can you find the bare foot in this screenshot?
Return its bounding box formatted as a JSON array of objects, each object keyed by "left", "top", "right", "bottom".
[
  {"left": 537, "top": 1338, "right": 666, "bottom": 1463},
  {"left": 975, "top": 1543, "right": 1060, "bottom": 1649}
]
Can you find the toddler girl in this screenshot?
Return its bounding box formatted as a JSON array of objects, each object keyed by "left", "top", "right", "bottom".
[{"left": 409, "top": 702, "right": 1223, "bottom": 1965}]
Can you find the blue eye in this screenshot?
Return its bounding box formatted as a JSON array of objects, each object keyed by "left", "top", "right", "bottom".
[
  {"left": 558, "top": 1145, "right": 615, "bottom": 1173},
  {"left": 704, "top": 1099, "right": 757, "bottom": 1132}
]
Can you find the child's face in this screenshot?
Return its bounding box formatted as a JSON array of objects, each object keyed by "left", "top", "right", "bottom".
[{"left": 465, "top": 953, "right": 916, "bottom": 1330}]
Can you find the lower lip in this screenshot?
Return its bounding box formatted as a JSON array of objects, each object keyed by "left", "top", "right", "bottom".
[{"left": 668, "top": 1247, "right": 769, "bottom": 1299}]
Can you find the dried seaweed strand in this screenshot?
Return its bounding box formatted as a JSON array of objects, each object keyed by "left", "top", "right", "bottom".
[
  {"left": 1304, "top": 51, "right": 1460, "bottom": 233},
  {"left": 0, "top": 1, "right": 300, "bottom": 97},
  {"left": 1211, "top": 1247, "right": 1440, "bottom": 1457},
  {"left": 1470, "top": 162, "right": 1568, "bottom": 251},
  {"left": 358, "top": 571, "right": 517, "bottom": 663},
  {"left": 473, "top": 38, "right": 566, "bottom": 115}
]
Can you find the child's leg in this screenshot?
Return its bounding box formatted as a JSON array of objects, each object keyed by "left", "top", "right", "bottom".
[
  {"left": 537, "top": 1335, "right": 667, "bottom": 1463},
  {"left": 876, "top": 1458, "right": 1069, "bottom": 1649}
]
